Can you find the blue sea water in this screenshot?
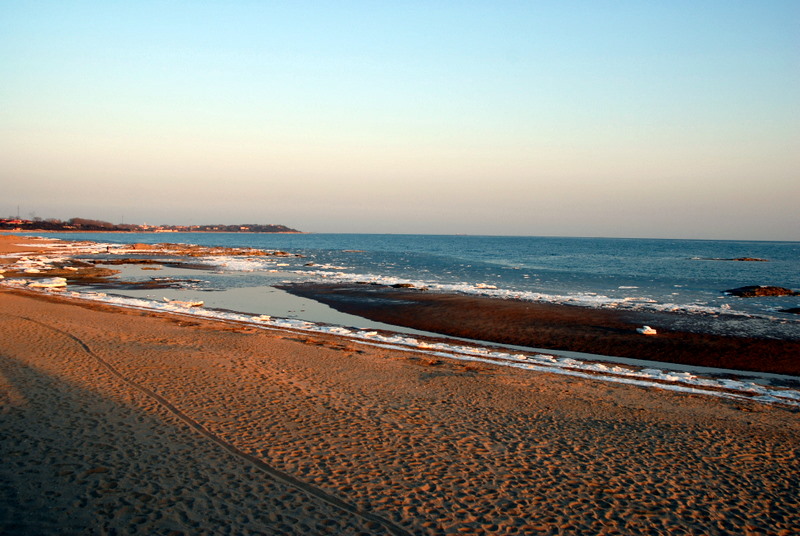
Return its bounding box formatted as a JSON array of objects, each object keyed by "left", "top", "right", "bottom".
[{"left": 24, "top": 232, "right": 800, "bottom": 338}]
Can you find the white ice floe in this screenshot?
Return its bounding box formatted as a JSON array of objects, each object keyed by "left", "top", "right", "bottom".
[
  {"left": 25, "top": 277, "right": 68, "bottom": 289},
  {"left": 163, "top": 297, "right": 204, "bottom": 307}
]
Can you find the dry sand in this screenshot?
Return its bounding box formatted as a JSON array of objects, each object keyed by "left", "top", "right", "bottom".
[{"left": 1, "top": 235, "right": 799, "bottom": 535}]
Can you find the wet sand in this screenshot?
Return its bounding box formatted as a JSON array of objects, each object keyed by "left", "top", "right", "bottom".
[
  {"left": 2, "top": 236, "right": 800, "bottom": 535},
  {"left": 279, "top": 283, "right": 800, "bottom": 376}
]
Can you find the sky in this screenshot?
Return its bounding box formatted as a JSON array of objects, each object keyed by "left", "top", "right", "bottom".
[{"left": 1, "top": 1, "right": 798, "bottom": 240}]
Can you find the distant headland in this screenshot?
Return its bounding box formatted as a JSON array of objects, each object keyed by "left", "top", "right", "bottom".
[{"left": 0, "top": 217, "right": 301, "bottom": 234}]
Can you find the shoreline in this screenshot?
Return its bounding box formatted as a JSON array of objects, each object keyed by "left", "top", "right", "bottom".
[
  {"left": 7, "top": 228, "right": 800, "bottom": 242},
  {"left": 278, "top": 282, "right": 800, "bottom": 377},
  {"left": 2, "top": 234, "right": 800, "bottom": 534},
  {"left": 3, "top": 234, "right": 799, "bottom": 378},
  {"left": 9, "top": 285, "right": 800, "bottom": 400},
  {"left": 1, "top": 229, "right": 306, "bottom": 235}
]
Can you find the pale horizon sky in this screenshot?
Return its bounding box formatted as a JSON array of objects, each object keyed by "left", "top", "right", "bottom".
[{"left": 2, "top": 1, "right": 798, "bottom": 240}]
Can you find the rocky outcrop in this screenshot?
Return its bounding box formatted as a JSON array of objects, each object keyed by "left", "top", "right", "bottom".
[{"left": 724, "top": 286, "right": 799, "bottom": 297}]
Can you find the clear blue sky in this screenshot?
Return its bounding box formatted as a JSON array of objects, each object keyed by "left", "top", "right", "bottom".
[{"left": 2, "top": 1, "right": 798, "bottom": 239}]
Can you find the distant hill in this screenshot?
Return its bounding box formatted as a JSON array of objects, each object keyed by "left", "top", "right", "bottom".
[{"left": 0, "top": 218, "right": 301, "bottom": 233}]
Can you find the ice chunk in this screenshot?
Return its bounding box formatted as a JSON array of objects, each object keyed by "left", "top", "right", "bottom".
[
  {"left": 162, "top": 297, "right": 204, "bottom": 307},
  {"left": 27, "top": 277, "right": 68, "bottom": 288}
]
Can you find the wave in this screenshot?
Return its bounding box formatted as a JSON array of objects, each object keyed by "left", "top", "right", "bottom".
[
  {"left": 180, "top": 253, "right": 800, "bottom": 331},
  {"left": 17, "top": 238, "right": 800, "bottom": 334},
  {"left": 287, "top": 268, "right": 798, "bottom": 322}
]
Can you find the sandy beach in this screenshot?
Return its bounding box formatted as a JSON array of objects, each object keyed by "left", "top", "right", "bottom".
[{"left": 2, "top": 236, "right": 799, "bottom": 535}]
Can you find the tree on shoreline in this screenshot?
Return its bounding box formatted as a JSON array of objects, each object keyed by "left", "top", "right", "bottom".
[{"left": 0, "top": 217, "right": 299, "bottom": 233}]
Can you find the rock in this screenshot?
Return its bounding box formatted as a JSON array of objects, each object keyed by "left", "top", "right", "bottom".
[
  {"left": 724, "top": 286, "right": 799, "bottom": 297},
  {"left": 391, "top": 283, "right": 415, "bottom": 288},
  {"left": 731, "top": 257, "right": 768, "bottom": 262},
  {"left": 780, "top": 308, "right": 800, "bottom": 314}
]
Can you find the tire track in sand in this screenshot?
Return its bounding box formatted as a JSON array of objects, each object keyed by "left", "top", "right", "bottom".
[{"left": 12, "top": 314, "right": 411, "bottom": 536}]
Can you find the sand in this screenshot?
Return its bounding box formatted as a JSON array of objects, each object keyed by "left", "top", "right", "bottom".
[{"left": 2, "top": 235, "right": 800, "bottom": 535}]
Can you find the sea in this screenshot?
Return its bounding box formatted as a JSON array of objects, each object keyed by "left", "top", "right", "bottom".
[{"left": 20, "top": 232, "right": 800, "bottom": 340}]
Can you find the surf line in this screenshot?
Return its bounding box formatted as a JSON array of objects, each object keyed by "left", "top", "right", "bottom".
[
  {"left": 12, "top": 314, "right": 411, "bottom": 536},
  {"left": 38, "top": 288, "right": 800, "bottom": 407}
]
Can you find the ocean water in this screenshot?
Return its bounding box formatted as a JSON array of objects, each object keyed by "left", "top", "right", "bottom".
[{"left": 24, "top": 232, "right": 800, "bottom": 339}]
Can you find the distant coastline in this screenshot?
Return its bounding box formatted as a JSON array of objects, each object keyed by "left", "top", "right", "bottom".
[{"left": 0, "top": 217, "right": 301, "bottom": 234}]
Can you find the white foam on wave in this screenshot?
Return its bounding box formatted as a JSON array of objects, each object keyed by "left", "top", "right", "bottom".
[
  {"left": 201, "top": 256, "right": 271, "bottom": 272},
  {"left": 137, "top": 250, "right": 796, "bottom": 327},
  {"left": 294, "top": 269, "right": 787, "bottom": 321},
  {"left": 8, "top": 237, "right": 799, "bottom": 344},
  {"left": 6, "top": 282, "right": 798, "bottom": 408}
]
